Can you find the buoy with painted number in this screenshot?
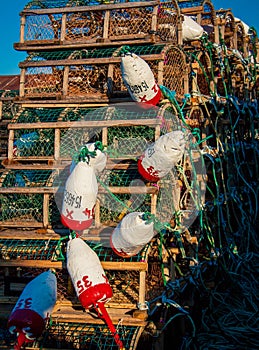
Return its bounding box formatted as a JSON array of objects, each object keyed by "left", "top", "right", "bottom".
[
  {"left": 121, "top": 51, "right": 161, "bottom": 106},
  {"left": 61, "top": 161, "right": 98, "bottom": 231},
  {"left": 67, "top": 237, "right": 124, "bottom": 349},
  {"left": 8, "top": 270, "right": 57, "bottom": 350},
  {"left": 138, "top": 130, "right": 186, "bottom": 182},
  {"left": 110, "top": 212, "right": 154, "bottom": 258}
]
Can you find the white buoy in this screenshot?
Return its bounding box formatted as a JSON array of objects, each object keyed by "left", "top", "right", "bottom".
[
  {"left": 121, "top": 52, "right": 161, "bottom": 106},
  {"left": 182, "top": 15, "right": 204, "bottom": 41},
  {"left": 8, "top": 270, "right": 57, "bottom": 350},
  {"left": 66, "top": 237, "right": 113, "bottom": 309},
  {"left": 61, "top": 161, "right": 98, "bottom": 231},
  {"left": 138, "top": 130, "right": 186, "bottom": 182},
  {"left": 110, "top": 212, "right": 154, "bottom": 257},
  {"left": 67, "top": 237, "right": 125, "bottom": 349}
]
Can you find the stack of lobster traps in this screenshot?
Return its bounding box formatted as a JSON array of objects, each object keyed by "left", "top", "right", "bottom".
[{"left": 0, "top": 1, "right": 259, "bottom": 349}]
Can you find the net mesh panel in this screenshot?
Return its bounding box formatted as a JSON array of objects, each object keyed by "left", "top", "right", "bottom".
[
  {"left": 162, "top": 46, "right": 187, "bottom": 98},
  {"left": 13, "top": 128, "right": 55, "bottom": 157},
  {"left": 196, "top": 51, "right": 212, "bottom": 96},
  {"left": 0, "top": 170, "right": 59, "bottom": 225},
  {"left": 0, "top": 239, "right": 148, "bottom": 263},
  {"left": 178, "top": 1, "right": 203, "bottom": 9},
  {"left": 38, "top": 322, "right": 139, "bottom": 350}
]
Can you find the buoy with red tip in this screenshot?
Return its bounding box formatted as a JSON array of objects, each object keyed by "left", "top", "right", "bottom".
[
  {"left": 121, "top": 51, "right": 161, "bottom": 106},
  {"left": 138, "top": 130, "right": 186, "bottom": 182},
  {"left": 110, "top": 212, "right": 154, "bottom": 258},
  {"left": 67, "top": 236, "right": 124, "bottom": 349},
  {"left": 61, "top": 161, "right": 98, "bottom": 231},
  {"left": 7, "top": 270, "right": 57, "bottom": 350}
]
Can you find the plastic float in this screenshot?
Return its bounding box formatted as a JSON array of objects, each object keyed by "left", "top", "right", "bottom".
[
  {"left": 121, "top": 51, "right": 161, "bottom": 106},
  {"left": 110, "top": 212, "right": 155, "bottom": 258},
  {"left": 66, "top": 236, "right": 124, "bottom": 349},
  {"left": 61, "top": 160, "right": 98, "bottom": 231},
  {"left": 138, "top": 130, "right": 186, "bottom": 182},
  {"left": 7, "top": 270, "right": 57, "bottom": 350}
]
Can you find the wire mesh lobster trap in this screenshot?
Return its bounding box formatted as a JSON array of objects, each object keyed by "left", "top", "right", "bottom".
[
  {"left": 16, "top": 0, "right": 181, "bottom": 51},
  {"left": 18, "top": 44, "right": 189, "bottom": 101},
  {"left": 8, "top": 104, "right": 180, "bottom": 162}
]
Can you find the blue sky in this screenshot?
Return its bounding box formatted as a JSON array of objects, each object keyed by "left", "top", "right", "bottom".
[{"left": 0, "top": 1, "right": 258, "bottom": 75}]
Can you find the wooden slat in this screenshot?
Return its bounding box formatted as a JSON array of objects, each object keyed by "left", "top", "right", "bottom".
[
  {"left": 14, "top": 38, "right": 154, "bottom": 52},
  {"left": 0, "top": 185, "right": 158, "bottom": 194},
  {"left": 0, "top": 260, "right": 147, "bottom": 271},
  {"left": 20, "top": 1, "right": 158, "bottom": 15},
  {"left": 19, "top": 53, "right": 162, "bottom": 68},
  {"left": 51, "top": 304, "right": 147, "bottom": 326},
  {"left": 8, "top": 118, "right": 162, "bottom": 130}
]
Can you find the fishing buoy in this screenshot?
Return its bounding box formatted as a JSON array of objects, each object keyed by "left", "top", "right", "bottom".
[
  {"left": 67, "top": 237, "right": 124, "bottom": 349},
  {"left": 67, "top": 237, "right": 113, "bottom": 308},
  {"left": 61, "top": 161, "right": 98, "bottom": 231},
  {"left": 8, "top": 270, "right": 57, "bottom": 350},
  {"left": 121, "top": 52, "right": 161, "bottom": 106},
  {"left": 70, "top": 142, "right": 107, "bottom": 175},
  {"left": 182, "top": 15, "right": 204, "bottom": 41},
  {"left": 138, "top": 130, "right": 186, "bottom": 182},
  {"left": 110, "top": 212, "right": 154, "bottom": 258}
]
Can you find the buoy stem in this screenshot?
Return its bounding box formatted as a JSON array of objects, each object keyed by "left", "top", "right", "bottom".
[{"left": 97, "top": 303, "right": 125, "bottom": 349}]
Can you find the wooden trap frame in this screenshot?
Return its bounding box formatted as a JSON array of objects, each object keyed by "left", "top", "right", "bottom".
[
  {"left": 17, "top": 44, "right": 189, "bottom": 102},
  {"left": 15, "top": 0, "right": 182, "bottom": 52}
]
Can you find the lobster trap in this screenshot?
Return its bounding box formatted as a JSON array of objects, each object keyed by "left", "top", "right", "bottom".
[
  {"left": 7, "top": 104, "right": 179, "bottom": 162},
  {"left": 15, "top": 0, "right": 181, "bottom": 51},
  {"left": 18, "top": 44, "right": 189, "bottom": 101}
]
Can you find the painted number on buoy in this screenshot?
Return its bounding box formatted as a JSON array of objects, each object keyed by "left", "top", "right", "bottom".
[
  {"left": 126, "top": 80, "right": 149, "bottom": 95},
  {"left": 77, "top": 275, "right": 93, "bottom": 294},
  {"left": 146, "top": 166, "right": 159, "bottom": 177},
  {"left": 63, "top": 190, "right": 82, "bottom": 209},
  {"left": 14, "top": 297, "right": 32, "bottom": 310}
]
